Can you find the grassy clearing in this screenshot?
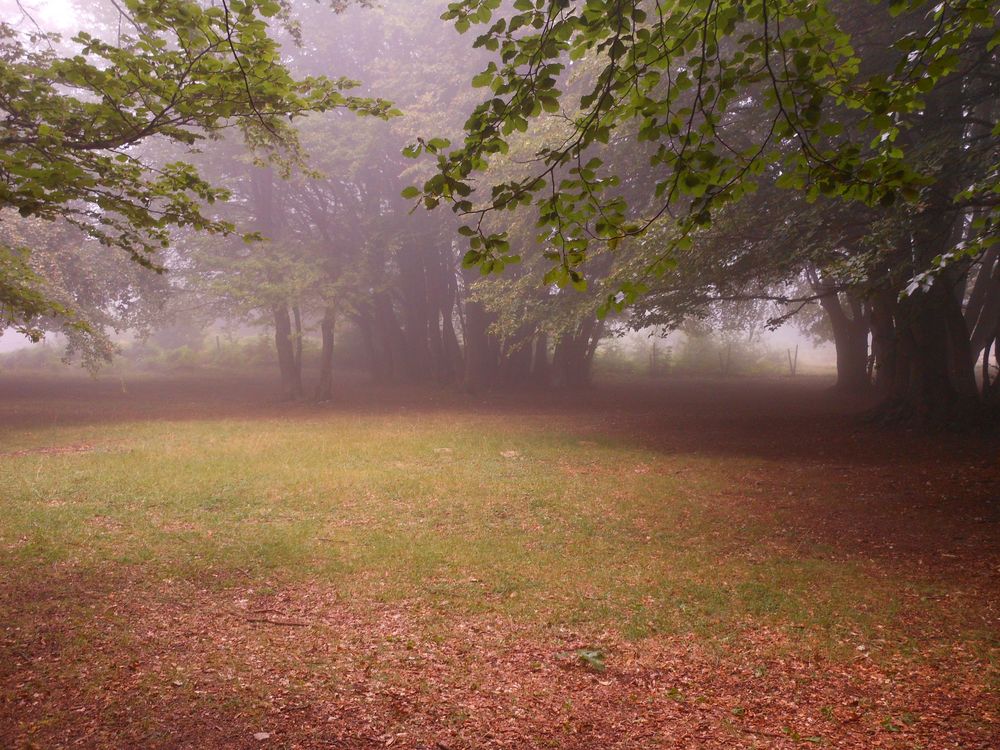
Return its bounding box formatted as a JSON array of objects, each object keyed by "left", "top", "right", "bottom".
[
  {"left": 0, "top": 406, "right": 977, "bottom": 660},
  {"left": 2, "top": 377, "right": 997, "bottom": 748}
]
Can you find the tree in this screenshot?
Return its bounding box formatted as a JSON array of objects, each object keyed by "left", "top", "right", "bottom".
[
  {"left": 413, "top": 0, "right": 998, "bottom": 421},
  {"left": 171, "top": 0, "right": 486, "bottom": 396},
  {"left": 0, "top": 209, "right": 170, "bottom": 366},
  {"left": 0, "top": 0, "right": 393, "bottom": 353}
]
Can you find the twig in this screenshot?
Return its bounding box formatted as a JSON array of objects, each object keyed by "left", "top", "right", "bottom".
[
  {"left": 220, "top": 0, "right": 279, "bottom": 138},
  {"left": 246, "top": 617, "right": 309, "bottom": 627}
]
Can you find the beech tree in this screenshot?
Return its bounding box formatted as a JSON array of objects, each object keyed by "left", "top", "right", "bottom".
[
  {"left": 412, "top": 0, "right": 998, "bottom": 422},
  {"left": 0, "top": 0, "right": 392, "bottom": 352},
  {"left": 174, "top": 0, "right": 484, "bottom": 397}
]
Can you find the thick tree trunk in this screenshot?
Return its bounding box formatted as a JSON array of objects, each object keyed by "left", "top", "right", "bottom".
[
  {"left": 867, "top": 83, "right": 983, "bottom": 425},
  {"left": 401, "top": 241, "right": 463, "bottom": 384},
  {"left": 967, "top": 249, "right": 1000, "bottom": 367},
  {"left": 873, "top": 273, "right": 981, "bottom": 425},
  {"left": 315, "top": 307, "right": 336, "bottom": 402},
  {"left": 808, "top": 268, "right": 870, "bottom": 393},
  {"left": 552, "top": 317, "right": 602, "bottom": 387},
  {"left": 985, "top": 337, "right": 1000, "bottom": 405},
  {"left": 942, "top": 270, "right": 979, "bottom": 401},
  {"left": 437, "top": 251, "right": 463, "bottom": 382},
  {"left": 582, "top": 318, "right": 606, "bottom": 380},
  {"left": 273, "top": 304, "right": 303, "bottom": 401},
  {"left": 829, "top": 311, "right": 870, "bottom": 392},
  {"left": 982, "top": 336, "right": 997, "bottom": 402},
  {"left": 870, "top": 288, "right": 898, "bottom": 396},
  {"left": 462, "top": 297, "right": 498, "bottom": 392},
  {"left": 427, "top": 308, "right": 447, "bottom": 382},
  {"left": 424, "top": 246, "right": 447, "bottom": 382},
  {"left": 440, "top": 303, "right": 463, "bottom": 382},
  {"left": 373, "top": 291, "right": 409, "bottom": 381}
]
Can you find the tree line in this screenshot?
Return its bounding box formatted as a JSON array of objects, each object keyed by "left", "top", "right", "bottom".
[{"left": 0, "top": 0, "right": 997, "bottom": 425}]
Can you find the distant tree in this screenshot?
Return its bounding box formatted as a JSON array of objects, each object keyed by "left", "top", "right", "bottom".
[
  {"left": 174, "top": 0, "right": 481, "bottom": 397},
  {"left": 0, "top": 210, "right": 169, "bottom": 366}
]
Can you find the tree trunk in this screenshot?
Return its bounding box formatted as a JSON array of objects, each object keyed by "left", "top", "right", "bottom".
[
  {"left": 869, "top": 288, "right": 898, "bottom": 396},
  {"left": 830, "top": 312, "right": 870, "bottom": 392},
  {"left": 292, "top": 304, "right": 303, "bottom": 373},
  {"left": 868, "top": 82, "right": 983, "bottom": 425},
  {"left": 315, "top": 307, "right": 336, "bottom": 402},
  {"left": 808, "top": 268, "right": 870, "bottom": 393},
  {"left": 462, "top": 296, "right": 498, "bottom": 392},
  {"left": 581, "top": 318, "right": 606, "bottom": 384},
  {"left": 942, "top": 269, "right": 979, "bottom": 400},
  {"left": 531, "top": 332, "right": 550, "bottom": 387},
  {"left": 552, "top": 316, "right": 602, "bottom": 387},
  {"left": 874, "top": 268, "right": 981, "bottom": 425},
  {"left": 985, "top": 337, "right": 1000, "bottom": 405},
  {"left": 397, "top": 241, "right": 433, "bottom": 380},
  {"left": 273, "top": 304, "right": 303, "bottom": 401},
  {"left": 436, "top": 248, "right": 463, "bottom": 382},
  {"left": 373, "top": 291, "right": 408, "bottom": 381},
  {"left": 899, "top": 280, "right": 971, "bottom": 423},
  {"left": 440, "top": 303, "right": 463, "bottom": 382},
  {"left": 967, "top": 249, "right": 1000, "bottom": 366}
]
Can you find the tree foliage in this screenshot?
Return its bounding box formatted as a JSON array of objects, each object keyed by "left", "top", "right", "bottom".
[
  {"left": 412, "top": 0, "right": 998, "bottom": 312},
  {"left": 0, "top": 0, "right": 394, "bottom": 346}
]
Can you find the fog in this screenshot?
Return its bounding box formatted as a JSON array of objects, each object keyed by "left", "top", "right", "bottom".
[
  {"left": 0, "top": 2, "right": 997, "bottom": 746},
  {"left": 1, "top": 0, "right": 849, "bottom": 391},
  {"left": 0, "top": 1, "right": 994, "bottom": 409}
]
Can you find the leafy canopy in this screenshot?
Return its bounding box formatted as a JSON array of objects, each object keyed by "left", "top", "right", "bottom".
[
  {"left": 0, "top": 0, "right": 394, "bottom": 338},
  {"left": 408, "top": 0, "right": 998, "bottom": 313}
]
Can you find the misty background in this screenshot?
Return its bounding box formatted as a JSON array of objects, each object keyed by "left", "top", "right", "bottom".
[{"left": 0, "top": 0, "right": 838, "bottom": 390}]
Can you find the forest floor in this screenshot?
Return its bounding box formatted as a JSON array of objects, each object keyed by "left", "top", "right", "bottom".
[{"left": 0, "top": 371, "right": 997, "bottom": 749}]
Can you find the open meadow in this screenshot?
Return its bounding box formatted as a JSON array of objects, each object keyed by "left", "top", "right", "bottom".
[{"left": 0, "top": 373, "right": 997, "bottom": 749}]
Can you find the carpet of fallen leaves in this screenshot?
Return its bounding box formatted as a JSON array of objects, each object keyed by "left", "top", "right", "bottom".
[
  {"left": 1, "top": 373, "right": 997, "bottom": 749},
  {"left": 2, "top": 574, "right": 996, "bottom": 750}
]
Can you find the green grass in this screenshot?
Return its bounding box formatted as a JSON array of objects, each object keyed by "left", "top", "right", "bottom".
[{"left": 0, "top": 410, "right": 979, "bottom": 657}]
